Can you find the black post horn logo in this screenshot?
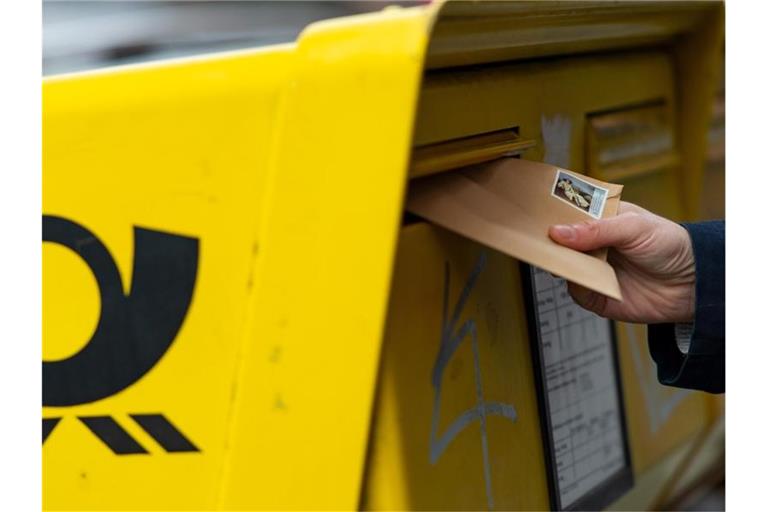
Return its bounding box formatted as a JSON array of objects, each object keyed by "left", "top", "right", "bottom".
[{"left": 43, "top": 215, "right": 199, "bottom": 407}]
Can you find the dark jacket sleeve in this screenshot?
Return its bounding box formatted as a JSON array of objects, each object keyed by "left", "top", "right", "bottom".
[{"left": 647, "top": 221, "right": 725, "bottom": 394}]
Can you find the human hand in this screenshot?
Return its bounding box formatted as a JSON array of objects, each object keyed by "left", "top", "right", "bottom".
[{"left": 548, "top": 201, "right": 696, "bottom": 324}]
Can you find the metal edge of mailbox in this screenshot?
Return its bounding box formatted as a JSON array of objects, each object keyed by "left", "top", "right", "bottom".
[
  {"left": 673, "top": 4, "right": 725, "bottom": 220},
  {"left": 425, "top": 1, "right": 714, "bottom": 71},
  {"left": 215, "top": 5, "right": 435, "bottom": 510}
]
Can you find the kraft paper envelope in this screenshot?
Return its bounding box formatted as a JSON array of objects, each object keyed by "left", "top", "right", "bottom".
[{"left": 406, "top": 158, "right": 624, "bottom": 300}]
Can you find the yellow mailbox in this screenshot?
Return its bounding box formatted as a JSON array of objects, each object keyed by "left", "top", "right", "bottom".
[{"left": 43, "top": 1, "right": 724, "bottom": 510}]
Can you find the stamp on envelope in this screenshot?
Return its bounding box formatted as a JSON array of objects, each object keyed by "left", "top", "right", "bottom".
[{"left": 551, "top": 169, "right": 608, "bottom": 218}]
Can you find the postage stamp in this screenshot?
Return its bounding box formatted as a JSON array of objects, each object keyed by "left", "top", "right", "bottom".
[{"left": 551, "top": 169, "right": 608, "bottom": 218}]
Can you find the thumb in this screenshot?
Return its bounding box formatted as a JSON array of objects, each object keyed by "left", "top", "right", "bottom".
[{"left": 549, "top": 211, "right": 650, "bottom": 252}]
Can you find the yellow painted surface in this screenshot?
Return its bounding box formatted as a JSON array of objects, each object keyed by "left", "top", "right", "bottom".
[
  {"left": 217, "top": 8, "right": 429, "bottom": 510},
  {"left": 408, "top": 37, "right": 713, "bottom": 484},
  {"left": 364, "top": 224, "right": 549, "bottom": 511},
  {"left": 700, "top": 46, "right": 726, "bottom": 221},
  {"left": 44, "top": 5, "right": 429, "bottom": 510},
  {"left": 673, "top": 4, "right": 725, "bottom": 220},
  {"left": 661, "top": 415, "right": 724, "bottom": 506},
  {"left": 414, "top": 50, "right": 677, "bottom": 186},
  {"left": 44, "top": 45, "right": 295, "bottom": 510},
  {"left": 609, "top": 433, "right": 699, "bottom": 511},
  {"left": 43, "top": 243, "right": 101, "bottom": 361},
  {"left": 614, "top": 323, "right": 710, "bottom": 475}
]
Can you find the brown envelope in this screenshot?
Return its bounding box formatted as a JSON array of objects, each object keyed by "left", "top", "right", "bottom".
[{"left": 406, "top": 158, "right": 624, "bottom": 300}]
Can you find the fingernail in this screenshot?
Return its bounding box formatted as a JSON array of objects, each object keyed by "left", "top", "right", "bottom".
[{"left": 552, "top": 224, "right": 575, "bottom": 240}]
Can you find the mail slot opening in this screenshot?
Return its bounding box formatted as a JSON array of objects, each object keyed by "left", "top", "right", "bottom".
[{"left": 403, "top": 126, "right": 534, "bottom": 227}]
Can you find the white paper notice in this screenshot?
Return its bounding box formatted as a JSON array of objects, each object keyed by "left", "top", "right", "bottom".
[{"left": 531, "top": 266, "right": 627, "bottom": 509}]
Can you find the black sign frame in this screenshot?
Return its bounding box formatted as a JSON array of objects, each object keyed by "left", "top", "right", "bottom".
[{"left": 520, "top": 263, "right": 634, "bottom": 511}]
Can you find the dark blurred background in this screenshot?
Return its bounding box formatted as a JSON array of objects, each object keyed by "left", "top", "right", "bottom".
[{"left": 43, "top": 1, "right": 425, "bottom": 75}]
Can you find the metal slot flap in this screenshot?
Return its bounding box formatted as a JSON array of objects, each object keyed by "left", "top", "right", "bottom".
[{"left": 410, "top": 128, "right": 535, "bottom": 178}]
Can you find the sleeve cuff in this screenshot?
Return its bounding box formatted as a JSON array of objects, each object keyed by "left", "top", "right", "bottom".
[
  {"left": 675, "top": 323, "right": 693, "bottom": 354},
  {"left": 648, "top": 323, "right": 724, "bottom": 394},
  {"left": 645, "top": 221, "right": 725, "bottom": 394}
]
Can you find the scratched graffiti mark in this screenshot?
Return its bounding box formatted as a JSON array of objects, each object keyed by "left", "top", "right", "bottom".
[
  {"left": 429, "top": 253, "right": 518, "bottom": 511},
  {"left": 624, "top": 323, "right": 691, "bottom": 433},
  {"left": 541, "top": 114, "right": 572, "bottom": 168}
]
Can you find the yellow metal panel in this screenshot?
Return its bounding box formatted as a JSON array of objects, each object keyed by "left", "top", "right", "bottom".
[
  {"left": 426, "top": 1, "right": 709, "bottom": 70},
  {"left": 396, "top": 23, "right": 721, "bottom": 503},
  {"left": 614, "top": 323, "right": 710, "bottom": 475},
  {"left": 700, "top": 47, "right": 725, "bottom": 221},
  {"left": 608, "top": 433, "right": 699, "bottom": 511},
  {"left": 43, "top": 46, "right": 294, "bottom": 510},
  {"left": 43, "top": 4, "right": 433, "bottom": 508},
  {"left": 673, "top": 4, "right": 725, "bottom": 220},
  {"left": 614, "top": 172, "right": 684, "bottom": 221},
  {"left": 413, "top": 51, "right": 676, "bottom": 176},
  {"left": 43, "top": 47, "right": 291, "bottom": 509},
  {"left": 654, "top": 416, "right": 724, "bottom": 509},
  {"left": 218, "top": 8, "right": 430, "bottom": 510},
  {"left": 363, "top": 224, "right": 550, "bottom": 511}
]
